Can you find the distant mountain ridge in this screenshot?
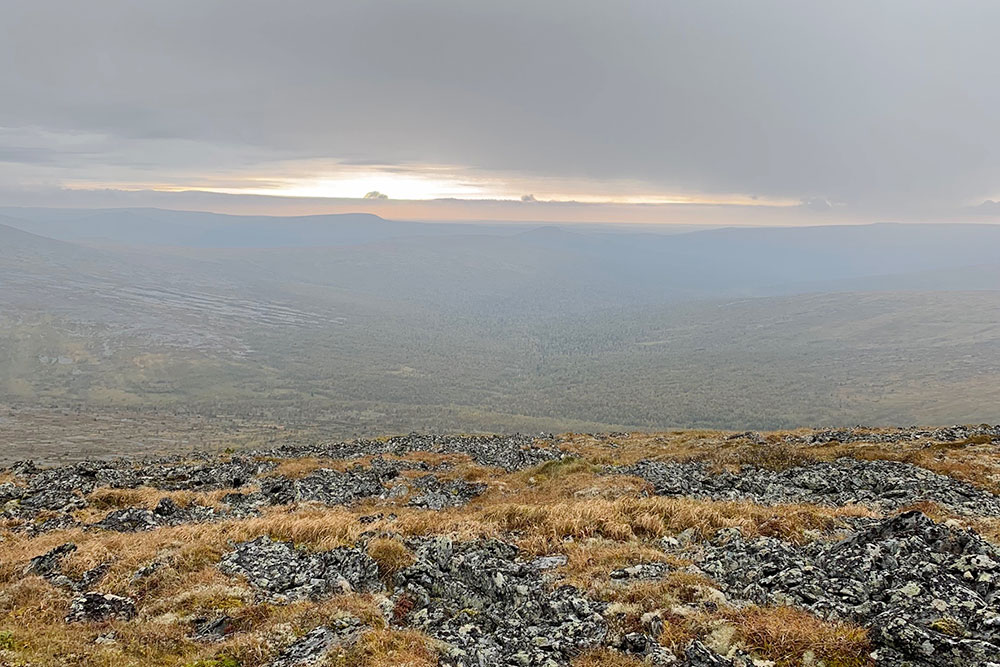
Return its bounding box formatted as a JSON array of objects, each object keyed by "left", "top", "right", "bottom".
[{"left": 3, "top": 208, "right": 1000, "bottom": 296}]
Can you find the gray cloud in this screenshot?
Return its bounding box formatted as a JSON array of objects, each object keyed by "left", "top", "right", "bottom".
[{"left": 2, "top": 1, "right": 999, "bottom": 216}]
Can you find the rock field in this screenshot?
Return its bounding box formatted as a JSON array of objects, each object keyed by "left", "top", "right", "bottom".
[{"left": 1, "top": 429, "right": 1000, "bottom": 666}]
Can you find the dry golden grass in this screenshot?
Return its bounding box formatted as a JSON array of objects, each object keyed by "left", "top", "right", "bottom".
[
  {"left": 0, "top": 493, "right": 868, "bottom": 666},
  {"left": 972, "top": 516, "right": 1000, "bottom": 544},
  {"left": 729, "top": 606, "right": 873, "bottom": 667},
  {"left": 0, "top": 506, "right": 368, "bottom": 599},
  {"left": 605, "top": 571, "right": 720, "bottom": 612},
  {"left": 656, "top": 611, "right": 703, "bottom": 650},
  {"left": 68, "top": 486, "right": 241, "bottom": 525},
  {"left": 0, "top": 484, "right": 869, "bottom": 602},
  {"left": 0, "top": 574, "right": 389, "bottom": 667},
  {"left": 479, "top": 496, "right": 871, "bottom": 552},
  {"left": 86, "top": 487, "right": 233, "bottom": 511},
  {"left": 344, "top": 628, "right": 439, "bottom": 666},
  {"left": 556, "top": 539, "right": 673, "bottom": 589},
  {"left": 504, "top": 456, "right": 652, "bottom": 503},
  {"left": 600, "top": 571, "right": 724, "bottom": 645},
  {"left": 262, "top": 451, "right": 483, "bottom": 482},
  {"left": 367, "top": 538, "right": 415, "bottom": 583},
  {"left": 572, "top": 648, "right": 647, "bottom": 666},
  {"left": 848, "top": 445, "right": 1000, "bottom": 495}
]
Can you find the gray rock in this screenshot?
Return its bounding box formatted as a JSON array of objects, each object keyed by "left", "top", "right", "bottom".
[
  {"left": 260, "top": 433, "right": 560, "bottom": 471},
  {"left": 393, "top": 538, "right": 607, "bottom": 666},
  {"left": 219, "top": 536, "right": 382, "bottom": 601},
  {"left": 407, "top": 474, "right": 487, "bottom": 509},
  {"left": 66, "top": 592, "right": 137, "bottom": 623},
  {"left": 94, "top": 499, "right": 220, "bottom": 532},
  {"left": 191, "top": 615, "right": 235, "bottom": 642},
  {"left": 610, "top": 562, "right": 672, "bottom": 581},
  {"left": 261, "top": 463, "right": 394, "bottom": 506},
  {"left": 266, "top": 617, "right": 366, "bottom": 666},
  {"left": 0, "top": 481, "right": 25, "bottom": 504},
  {"left": 793, "top": 425, "right": 1000, "bottom": 445},
  {"left": 615, "top": 457, "right": 1000, "bottom": 516},
  {"left": 1, "top": 435, "right": 558, "bottom": 529},
  {"left": 530, "top": 555, "right": 568, "bottom": 571},
  {"left": 685, "top": 640, "right": 737, "bottom": 666},
  {"left": 695, "top": 511, "right": 1000, "bottom": 666},
  {"left": 25, "top": 542, "right": 77, "bottom": 577}
]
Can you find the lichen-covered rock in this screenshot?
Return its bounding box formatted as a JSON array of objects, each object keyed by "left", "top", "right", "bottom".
[
  {"left": 66, "top": 592, "right": 137, "bottom": 623},
  {"left": 218, "top": 536, "right": 382, "bottom": 601},
  {"left": 11, "top": 429, "right": 1000, "bottom": 666},
  {"left": 406, "top": 474, "right": 487, "bottom": 509},
  {"left": 0, "top": 481, "right": 25, "bottom": 504},
  {"left": 27, "top": 513, "right": 80, "bottom": 536},
  {"left": 685, "top": 640, "right": 737, "bottom": 666},
  {"left": 610, "top": 562, "right": 672, "bottom": 581},
  {"left": 220, "top": 490, "right": 271, "bottom": 516},
  {"left": 392, "top": 537, "right": 607, "bottom": 666},
  {"left": 93, "top": 497, "right": 220, "bottom": 532},
  {"left": 25, "top": 542, "right": 77, "bottom": 577},
  {"left": 119, "top": 457, "right": 277, "bottom": 491},
  {"left": 190, "top": 615, "right": 235, "bottom": 642},
  {"left": 1, "top": 435, "right": 557, "bottom": 528},
  {"left": 791, "top": 424, "right": 1000, "bottom": 445},
  {"left": 75, "top": 562, "right": 112, "bottom": 591},
  {"left": 261, "top": 463, "right": 394, "bottom": 506},
  {"left": 695, "top": 511, "right": 1000, "bottom": 666},
  {"left": 266, "top": 617, "right": 366, "bottom": 666},
  {"left": 131, "top": 558, "right": 168, "bottom": 583},
  {"left": 617, "top": 632, "right": 679, "bottom": 665},
  {"left": 95, "top": 507, "right": 160, "bottom": 532},
  {"left": 616, "top": 457, "right": 1000, "bottom": 516},
  {"left": 262, "top": 433, "right": 560, "bottom": 471}
]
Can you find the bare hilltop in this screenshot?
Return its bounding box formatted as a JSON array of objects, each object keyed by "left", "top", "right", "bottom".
[{"left": 2, "top": 426, "right": 999, "bottom": 666}]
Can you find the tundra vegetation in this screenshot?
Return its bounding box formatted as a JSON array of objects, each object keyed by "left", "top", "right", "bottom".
[{"left": 0, "top": 427, "right": 998, "bottom": 665}]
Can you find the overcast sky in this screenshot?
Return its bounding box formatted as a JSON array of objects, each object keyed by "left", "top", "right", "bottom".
[{"left": 2, "top": 1, "right": 1000, "bottom": 223}]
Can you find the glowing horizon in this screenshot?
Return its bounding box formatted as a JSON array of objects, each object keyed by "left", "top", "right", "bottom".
[{"left": 65, "top": 165, "right": 801, "bottom": 209}]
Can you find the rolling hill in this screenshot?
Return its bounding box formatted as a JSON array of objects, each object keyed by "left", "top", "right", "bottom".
[{"left": 2, "top": 208, "right": 999, "bottom": 436}]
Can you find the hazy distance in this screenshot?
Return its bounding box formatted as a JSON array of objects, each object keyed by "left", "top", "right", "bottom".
[
  {"left": 2, "top": 208, "right": 998, "bottom": 441},
  {"left": 2, "top": 2, "right": 1000, "bottom": 449}
]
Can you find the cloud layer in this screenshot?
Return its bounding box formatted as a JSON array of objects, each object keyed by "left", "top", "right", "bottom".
[{"left": 2, "top": 1, "right": 999, "bottom": 220}]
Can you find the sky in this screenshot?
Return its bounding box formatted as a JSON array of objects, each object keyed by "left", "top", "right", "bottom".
[{"left": 2, "top": 0, "right": 1000, "bottom": 224}]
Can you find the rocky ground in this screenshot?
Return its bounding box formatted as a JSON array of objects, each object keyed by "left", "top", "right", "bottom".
[{"left": 1, "top": 429, "right": 1000, "bottom": 666}]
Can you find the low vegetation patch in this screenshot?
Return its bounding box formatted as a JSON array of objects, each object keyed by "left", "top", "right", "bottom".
[{"left": 730, "top": 606, "right": 873, "bottom": 667}]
